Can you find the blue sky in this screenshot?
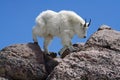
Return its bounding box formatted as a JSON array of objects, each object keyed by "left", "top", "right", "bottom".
[{"left": 0, "top": 0, "right": 120, "bottom": 53}]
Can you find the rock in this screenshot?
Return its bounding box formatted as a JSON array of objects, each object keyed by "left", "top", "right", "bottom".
[
  {"left": 0, "top": 77, "right": 8, "bottom": 80},
  {"left": 0, "top": 43, "right": 61, "bottom": 80},
  {"left": 86, "top": 25, "right": 120, "bottom": 51},
  {"left": 0, "top": 43, "right": 47, "bottom": 80},
  {"left": 47, "top": 52, "right": 57, "bottom": 58},
  {"left": 47, "top": 25, "right": 120, "bottom": 80},
  {"left": 97, "top": 25, "right": 111, "bottom": 31},
  {"left": 47, "top": 51, "right": 120, "bottom": 80},
  {"left": 44, "top": 55, "right": 62, "bottom": 74}
]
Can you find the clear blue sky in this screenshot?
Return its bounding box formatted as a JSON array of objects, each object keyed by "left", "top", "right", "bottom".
[{"left": 0, "top": 0, "right": 120, "bottom": 53}]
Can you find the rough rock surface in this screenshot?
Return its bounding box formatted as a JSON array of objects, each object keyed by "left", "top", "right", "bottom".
[
  {"left": 0, "top": 43, "right": 47, "bottom": 80},
  {"left": 0, "top": 77, "right": 8, "bottom": 80},
  {"left": 0, "top": 43, "right": 60, "bottom": 80},
  {"left": 47, "top": 25, "right": 120, "bottom": 80},
  {"left": 86, "top": 24, "right": 120, "bottom": 51},
  {"left": 44, "top": 55, "right": 62, "bottom": 74}
]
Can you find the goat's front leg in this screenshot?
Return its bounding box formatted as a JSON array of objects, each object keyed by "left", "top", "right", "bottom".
[
  {"left": 44, "top": 35, "right": 53, "bottom": 54},
  {"left": 59, "top": 34, "right": 74, "bottom": 55},
  {"left": 60, "top": 42, "right": 76, "bottom": 55},
  {"left": 68, "top": 45, "right": 76, "bottom": 52},
  {"left": 59, "top": 45, "right": 68, "bottom": 55}
]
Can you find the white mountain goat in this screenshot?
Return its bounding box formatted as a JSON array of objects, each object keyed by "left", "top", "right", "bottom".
[{"left": 32, "top": 10, "right": 91, "bottom": 55}]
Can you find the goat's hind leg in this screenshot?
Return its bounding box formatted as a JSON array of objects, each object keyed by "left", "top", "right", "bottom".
[{"left": 44, "top": 35, "right": 53, "bottom": 54}]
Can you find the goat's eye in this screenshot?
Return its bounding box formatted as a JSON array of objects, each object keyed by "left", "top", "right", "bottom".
[{"left": 84, "top": 24, "right": 87, "bottom": 28}]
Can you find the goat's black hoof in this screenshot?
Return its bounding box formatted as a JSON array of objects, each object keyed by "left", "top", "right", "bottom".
[{"left": 34, "top": 42, "right": 38, "bottom": 45}]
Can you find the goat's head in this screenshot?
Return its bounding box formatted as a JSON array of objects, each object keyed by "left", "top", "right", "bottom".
[{"left": 77, "top": 19, "right": 91, "bottom": 38}]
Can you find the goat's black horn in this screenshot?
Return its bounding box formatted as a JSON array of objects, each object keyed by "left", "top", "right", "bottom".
[
  {"left": 84, "top": 19, "right": 87, "bottom": 27},
  {"left": 88, "top": 19, "right": 91, "bottom": 27}
]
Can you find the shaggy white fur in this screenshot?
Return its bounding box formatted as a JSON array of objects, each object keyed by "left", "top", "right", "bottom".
[{"left": 32, "top": 10, "right": 91, "bottom": 55}]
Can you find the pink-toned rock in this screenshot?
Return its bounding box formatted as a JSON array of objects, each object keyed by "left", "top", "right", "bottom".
[
  {"left": 86, "top": 25, "right": 120, "bottom": 51},
  {"left": 0, "top": 77, "right": 8, "bottom": 80},
  {"left": 47, "top": 25, "right": 120, "bottom": 80},
  {"left": 0, "top": 43, "right": 47, "bottom": 80}
]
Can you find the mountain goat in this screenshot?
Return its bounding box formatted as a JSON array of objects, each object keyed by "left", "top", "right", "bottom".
[{"left": 32, "top": 10, "right": 91, "bottom": 55}]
